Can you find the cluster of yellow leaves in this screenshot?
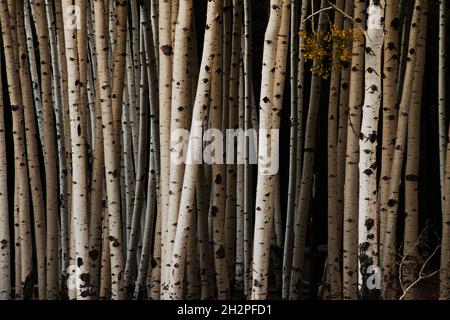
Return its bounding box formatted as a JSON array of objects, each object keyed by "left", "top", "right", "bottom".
[{"left": 300, "top": 25, "right": 359, "bottom": 79}]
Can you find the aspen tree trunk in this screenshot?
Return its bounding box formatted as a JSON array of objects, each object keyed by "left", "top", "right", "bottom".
[
  {"left": 45, "top": 0, "right": 69, "bottom": 297},
  {"left": 242, "top": 0, "right": 255, "bottom": 298},
  {"left": 89, "top": 82, "right": 104, "bottom": 298},
  {"left": 186, "top": 206, "right": 201, "bottom": 299},
  {"left": 358, "top": 0, "right": 383, "bottom": 300},
  {"left": 171, "top": 0, "right": 179, "bottom": 44},
  {"left": 283, "top": 0, "right": 299, "bottom": 299},
  {"left": 164, "top": 0, "right": 193, "bottom": 295},
  {"left": 35, "top": 0, "right": 60, "bottom": 299},
  {"left": 0, "top": 0, "right": 33, "bottom": 299},
  {"left": 379, "top": 0, "right": 400, "bottom": 263},
  {"left": 197, "top": 180, "right": 215, "bottom": 299},
  {"left": 129, "top": 0, "right": 140, "bottom": 170},
  {"left": 54, "top": 3, "right": 73, "bottom": 281},
  {"left": 93, "top": 0, "right": 125, "bottom": 300},
  {"left": 222, "top": 0, "right": 232, "bottom": 135},
  {"left": 134, "top": 154, "right": 157, "bottom": 299},
  {"left": 283, "top": 0, "right": 308, "bottom": 299},
  {"left": 396, "top": 0, "right": 413, "bottom": 101},
  {"left": 13, "top": 178, "right": 23, "bottom": 299},
  {"left": 343, "top": 0, "right": 365, "bottom": 300},
  {"left": 235, "top": 59, "right": 245, "bottom": 293},
  {"left": 150, "top": 0, "right": 159, "bottom": 64},
  {"left": 62, "top": 0, "right": 91, "bottom": 300},
  {"left": 167, "top": 0, "right": 221, "bottom": 299},
  {"left": 58, "top": 0, "right": 76, "bottom": 298},
  {"left": 209, "top": 31, "right": 230, "bottom": 299},
  {"left": 402, "top": 5, "right": 427, "bottom": 299},
  {"left": 124, "top": 36, "right": 136, "bottom": 245},
  {"left": 438, "top": 0, "right": 447, "bottom": 216},
  {"left": 15, "top": 0, "right": 48, "bottom": 299},
  {"left": 440, "top": 0, "right": 450, "bottom": 299},
  {"left": 325, "top": 0, "right": 344, "bottom": 300},
  {"left": 124, "top": 29, "right": 149, "bottom": 294},
  {"left": 111, "top": 0, "right": 127, "bottom": 141},
  {"left": 381, "top": 0, "right": 423, "bottom": 298},
  {"left": 268, "top": 0, "right": 289, "bottom": 297},
  {"left": 252, "top": 0, "right": 288, "bottom": 300},
  {"left": 145, "top": 6, "right": 161, "bottom": 290},
  {"left": 150, "top": 210, "right": 162, "bottom": 299},
  {"left": 10, "top": 0, "right": 32, "bottom": 299},
  {"left": 24, "top": 0, "right": 44, "bottom": 144},
  {"left": 336, "top": 0, "right": 353, "bottom": 238},
  {"left": 225, "top": 0, "right": 243, "bottom": 285},
  {"left": 99, "top": 205, "right": 111, "bottom": 299},
  {"left": 441, "top": 125, "right": 450, "bottom": 297},
  {"left": 0, "top": 51, "right": 10, "bottom": 301},
  {"left": 290, "top": 0, "right": 327, "bottom": 299},
  {"left": 159, "top": 0, "right": 173, "bottom": 299}
]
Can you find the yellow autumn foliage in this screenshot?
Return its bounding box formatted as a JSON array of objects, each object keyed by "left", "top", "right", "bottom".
[{"left": 300, "top": 25, "right": 359, "bottom": 79}]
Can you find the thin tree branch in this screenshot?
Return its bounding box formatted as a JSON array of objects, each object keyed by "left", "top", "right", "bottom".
[{"left": 302, "top": 2, "right": 366, "bottom": 36}]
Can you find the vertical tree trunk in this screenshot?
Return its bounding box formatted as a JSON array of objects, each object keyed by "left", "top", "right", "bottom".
[
  {"left": 440, "top": 0, "right": 450, "bottom": 300},
  {"left": 167, "top": 0, "right": 221, "bottom": 299},
  {"left": 242, "top": 0, "right": 255, "bottom": 298},
  {"left": 402, "top": 3, "right": 427, "bottom": 299},
  {"left": 379, "top": 0, "right": 400, "bottom": 265},
  {"left": 35, "top": 0, "right": 59, "bottom": 299},
  {"left": 325, "top": 0, "right": 344, "bottom": 300},
  {"left": 290, "top": 0, "right": 327, "bottom": 300},
  {"left": 358, "top": 0, "right": 383, "bottom": 300},
  {"left": 381, "top": 0, "right": 423, "bottom": 298},
  {"left": 225, "top": 0, "right": 243, "bottom": 285},
  {"left": 164, "top": 0, "right": 193, "bottom": 296},
  {"left": 209, "top": 29, "right": 230, "bottom": 299},
  {"left": 62, "top": 0, "right": 91, "bottom": 300},
  {"left": 252, "top": 0, "right": 289, "bottom": 300},
  {"left": 0, "top": 0, "right": 33, "bottom": 299},
  {"left": 93, "top": 0, "right": 125, "bottom": 299},
  {"left": 343, "top": 0, "right": 365, "bottom": 300},
  {"left": 282, "top": 0, "right": 308, "bottom": 300},
  {"left": 0, "top": 47, "right": 11, "bottom": 301},
  {"left": 158, "top": 0, "right": 173, "bottom": 299},
  {"left": 16, "top": 0, "right": 47, "bottom": 299}
]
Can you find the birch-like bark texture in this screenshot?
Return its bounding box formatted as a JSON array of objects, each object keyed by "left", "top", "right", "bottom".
[
  {"left": 0, "top": 48, "right": 10, "bottom": 301},
  {"left": 290, "top": 0, "right": 327, "bottom": 300},
  {"left": 343, "top": 0, "right": 365, "bottom": 300},
  {"left": 242, "top": 0, "right": 255, "bottom": 298},
  {"left": 16, "top": 0, "right": 47, "bottom": 299},
  {"left": 252, "top": 0, "right": 289, "bottom": 300},
  {"left": 439, "top": 0, "right": 447, "bottom": 218},
  {"left": 35, "top": 0, "right": 59, "bottom": 299},
  {"left": 250, "top": 0, "right": 282, "bottom": 298},
  {"left": 358, "top": 0, "right": 383, "bottom": 300},
  {"left": 379, "top": 0, "right": 400, "bottom": 265},
  {"left": 45, "top": 0, "right": 69, "bottom": 297},
  {"left": 381, "top": 0, "right": 423, "bottom": 299},
  {"left": 62, "top": 0, "right": 91, "bottom": 300},
  {"left": 209, "top": 28, "right": 230, "bottom": 300},
  {"left": 158, "top": 0, "right": 173, "bottom": 299},
  {"left": 0, "top": 0, "right": 447, "bottom": 303},
  {"left": 440, "top": 0, "right": 450, "bottom": 300},
  {"left": 282, "top": 0, "right": 308, "bottom": 300},
  {"left": 225, "top": 0, "right": 242, "bottom": 285},
  {"left": 402, "top": 4, "right": 427, "bottom": 299},
  {"left": 164, "top": 0, "right": 193, "bottom": 295},
  {"left": 93, "top": 0, "right": 124, "bottom": 300},
  {"left": 325, "top": 0, "right": 344, "bottom": 300},
  {"left": 0, "top": 0, "right": 33, "bottom": 299},
  {"left": 168, "top": 0, "right": 221, "bottom": 299}
]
